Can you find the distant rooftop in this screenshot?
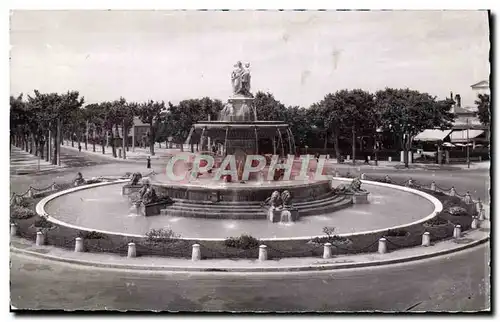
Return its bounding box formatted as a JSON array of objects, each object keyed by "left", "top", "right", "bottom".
[{"left": 470, "top": 80, "right": 489, "bottom": 89}]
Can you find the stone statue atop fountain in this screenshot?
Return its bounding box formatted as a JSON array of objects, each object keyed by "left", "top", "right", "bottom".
[
  {"left": 333, "top": 177, "right": 370, "bottom": 204},
  {"left": 231, "top": 61, "right": 252, "bottom": 97},
  {"left": 220, "top": 61, "right": 255, "bottom": 122}
]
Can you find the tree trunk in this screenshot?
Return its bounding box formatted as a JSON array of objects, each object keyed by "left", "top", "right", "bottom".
[
  {"left": 323, "top": 131, "right": 328, "bottom": 154},
  {"left": 46, "top": 130, "right": 50, "bottom": 162},
  {"left": 333, "top": 129, "right": 341, "bottom": 163},
  {"left": 149, "top": 121, "right": 155, "bottom": 156},
  {"left": 102, "top": 136, "right": 106, "bottom": 154},
  {"left": 52, "top": 125, "right": 58, "bottom": 165},
  {"left": 351, "top": 126, "right": 356, "bottom": 165},
  {"left": 122, "top": 122, "right": 127, "bottom": 159},
  {"left": 110, "top": 130, "right": 116, "bottom": 158}
]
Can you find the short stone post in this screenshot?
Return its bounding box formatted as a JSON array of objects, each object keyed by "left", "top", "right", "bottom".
[
  {"left": 479, "top": 208, "right": 486, "bottom": 221},
  {"left": 27, "top": 188, "right": 33, "bottom": 198},
  {"left": 191, "top": 244, "right": 201, "bottom": 261},
  {"left": 464, "top": 192, "right": 472, "bottom": 204},
  {"left": 334, "top": 171, "right": 340, "bottom": 178},
  {"left": 51, "top": 183, "right": 57, "bottom": 191},
  {"left": 421, "top": 232, "right": 431, "bottom": 247},
  {"left": 346, "top": 155, "right": 350, "bottom": 161},
  {"left": 323, "top": 243, "right": 332, "bottom": 259},
  {"left": 127, "top": 242, "right": 136, "bottom": 258},
  {"left": 453, "top": 225, "right": 462, "bottom": 239},
  {"left": 450, "top": 187, "right": 456, "bottom": 197},
  {"left": 36, "top": 231, "right": 45, "bottom": 246},
  {"left": 360, "top": 173, "right": 366, "bottom": 180},
  {"left": 430, "top": 181, "right": 436, "bottom": 191},
  {"left": 378, "top": 238, "right": 387, "bottom": 254},
  {"left": 471, "top": 217, "right": 479, "bottom": 229},
  {"left": 258, "top": 245, "right": 268, "bottom": 261},
  {"left": 74, "top": 237, "right": 84, "bottom": 252},
  {"left": 388, "top": 156, "right": 392, "bottom": 162},
  {"left": 10, "top": 223, "right": 17, "bottom": 237}
]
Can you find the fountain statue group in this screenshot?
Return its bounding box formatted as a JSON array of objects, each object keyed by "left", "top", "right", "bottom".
[
  {"left": 231, "top": 61, "right": 252, "bottom": 97},
  {"left": 265, "top": 190, "right": 299, "bottom": 223},
  {"left": 219, "top": 61, "right": 255, "bottom": 121}
]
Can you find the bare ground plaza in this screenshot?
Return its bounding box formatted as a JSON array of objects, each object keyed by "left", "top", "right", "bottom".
[{"left": 9, "top": 10, "right": 491, "bottom": 313}]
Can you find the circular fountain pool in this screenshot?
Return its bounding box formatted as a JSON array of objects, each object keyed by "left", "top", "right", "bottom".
[{"left": 42, "top": 179, "right": 436, "bottom": 239}]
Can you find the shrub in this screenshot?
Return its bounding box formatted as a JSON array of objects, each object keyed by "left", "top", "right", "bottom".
[
  {"left": 77, "top": 230, "right": 107, "bottom": 240},
  {"left": 424, "top": 215, "right": 450, "bottom": 227},
  {"left": 446, "top": 206, "right": 469, "bottom": 217},
  {"left": 385, "top": 229, "right": 409, "bottom": 237},
  {"left": 34, "top": 216, "right": 53, "bottom": 229},
  {"left": 10, "top": 205, "right": 36, "bottom": 220},
  {"left": 145, "top": 228, "right": 179, "bottom": 243},
  {"left": 311, "top": 235, "right": 351, "bottom": 245},
  {"left": 224, "top": 234, "right": 260, "bottom": 250}
]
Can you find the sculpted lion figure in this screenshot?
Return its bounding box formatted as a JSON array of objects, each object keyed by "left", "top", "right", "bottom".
[
  {"left": 281, "top": 190, "right": 292, "bottom": 208},
  {"left": 334, "top": 177, "right": 366, "bottom": 194},
  {"left": 129, "top": 172, "right": 143, "bottom": 186},
  {"left": 262, "top": 190, "right": 282, "bottom": 208}
]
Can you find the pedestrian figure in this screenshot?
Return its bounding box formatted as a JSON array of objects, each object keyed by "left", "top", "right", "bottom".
[
  {"left": 78, "top": 144, "right": 82, "bottom": 152},
  {"left": 147, "top": 156, "right": 151, "bottom": 169}
]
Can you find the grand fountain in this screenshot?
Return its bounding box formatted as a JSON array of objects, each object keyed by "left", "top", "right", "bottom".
[
  {"left": 138, "top": 61, "right": 360, "bottom": 221},
  {"left": 39, "top": 62, "right": 439, "bottom": 246}
]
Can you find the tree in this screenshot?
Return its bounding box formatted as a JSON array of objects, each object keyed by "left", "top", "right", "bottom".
[
  {"left": 137, "top": 100, "right": 166, "bottom": 156},
  {"left": 10, "top": 94, "right": 30, "bottom": 151},
  {"left": 375, "top": 88, "right": 455, "bottom": 167},
  {"left": 165, "top": 97, "right": 224, "bottom": 151},
  {"left": 475, "top": 93, "right": 490, "bottom": 125},
  {"left": 25, "top": 90, "right": 84, "bottom": 165},
  {"left": 321, "top": 90, "right": 376, "bottom": 164},
  {"left": 253, "top": 91, "right": 287, "bottom": 121}
]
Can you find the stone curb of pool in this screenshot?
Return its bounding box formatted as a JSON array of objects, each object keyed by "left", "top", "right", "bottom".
[
  {"left": 35, "top": 177, "right": 443, "bottom": 242},
  {"left": 10, "top": 235, "right": 489, "bottom": 273}
]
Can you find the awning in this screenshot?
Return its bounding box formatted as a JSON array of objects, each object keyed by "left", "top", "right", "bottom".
[
  {"left": 414, "top": 129, "right": 452, "bottom": 142},
  {"left": 450, "top": 130, "right": 485, "bottom": 142}
]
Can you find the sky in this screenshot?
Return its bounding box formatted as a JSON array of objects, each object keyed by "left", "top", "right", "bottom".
[{"left": 10, "top": 10, "right": 490, "bottom": 108}]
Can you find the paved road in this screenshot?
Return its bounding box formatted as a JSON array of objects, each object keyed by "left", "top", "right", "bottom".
[{"left": 10, "top": 243, "right": 490, "bottom": 312}]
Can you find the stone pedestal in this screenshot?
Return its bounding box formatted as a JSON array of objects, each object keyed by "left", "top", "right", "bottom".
[
  {"left": 352, "top": 191, "right": 370, "bottom": 204},
  {"left": 268, "top": 207, "right": 281, "bottom": 223},
  {"left": 122, "top": 184, "right": 143, "bottom": 196},
  {"left": 144, "top": 199, "right": 174, "bottom": 216},
  {"left": 268, "top": 206, "right": 300, "bottom": 223},
  {"left": 222, "top": 96, "right": 255, "bottom": 122}
]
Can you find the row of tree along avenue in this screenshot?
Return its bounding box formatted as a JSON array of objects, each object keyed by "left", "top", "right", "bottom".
[{"left": 10, "top": 88, "right": 490, "bottom": 165}]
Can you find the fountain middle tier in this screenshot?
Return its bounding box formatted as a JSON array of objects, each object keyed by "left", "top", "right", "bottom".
[{"left": 184, "top": 120, "right": 296, "bottom": 156}]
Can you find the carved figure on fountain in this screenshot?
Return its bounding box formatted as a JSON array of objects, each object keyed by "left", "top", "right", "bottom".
[{"left": 334, "top": 177, "right": 366, "bottom": 194}]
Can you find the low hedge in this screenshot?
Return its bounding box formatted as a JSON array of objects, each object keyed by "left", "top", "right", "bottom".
[{"left": 10, "top": 179, "right": 478, "bottom": 259}]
